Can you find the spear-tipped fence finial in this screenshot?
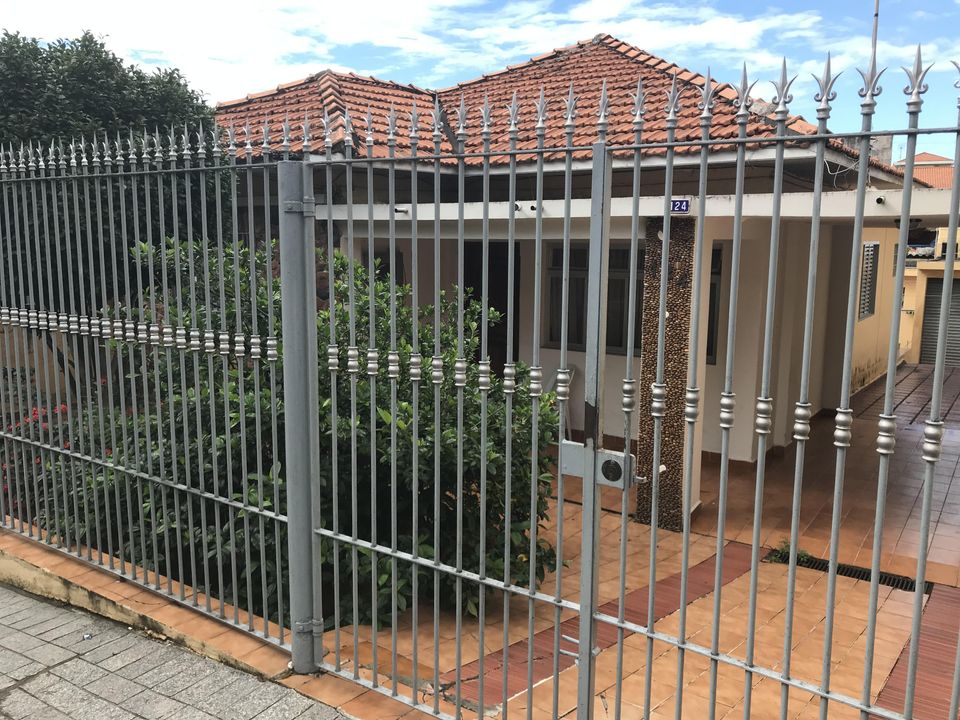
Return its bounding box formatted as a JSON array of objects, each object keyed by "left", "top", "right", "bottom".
[
  {"left": 480, "top": 94, "right": 492, "bottom": 136},
  {"left": 322, "top": 109, "right": 332, "bottom": 149},
  {"left": 564, "top": 81, "right": 578, "bottom": 132},
  {"left": 813, "top": 52, "right": 841, "bottom": 121},
  {"left": 664, "top": 72, "right": 682, "bottom": 129},
  {"left": 431, "top": 97, "right": 444, "bottom": 140},
  {"left": 597, "top": 78, "right": 610, "bottom": 136},
  {"left": 280, "top": 115, "right": 292, "bottom": 154},
  {"left": 534, "top": 86, "right": 548, "bottom": 131},
  {"left": 261, "top": 121, "right": 272, "bottom": 154},
  {"left": 456, "top": 94, "right": 467, "bottom": 138},
  {"left": 771, "top": 59, "right": 797, "bottom": 121},
  {"left": 631, "top": 77, "right": 645, "bottom": 129},
  {"left": 410, "top": 101, "right": 420, "bottom": 140},
  {"left": 903, "top": 44, "right": 933, "bottom": 112},
  {"left": 301, "top": 115, "right": 311, "bottom": 153},
  {"left": 734, "top": 64, "right": 757, "bottom": 122},
  {"left": 857, "top": 50, "right": 886, "bottom": 113},
  {"left": 387, "top": 104, "right": 398, "bottom": 141},
  {"left": 699, "top": 67, "right": 716, "bottom": 123},
  {"left": 343, "top": 107, "right": 355, "bottom": 147},
  {"left": 365, "top": 107, "right": 375, "bottom": 146},
  {"left": 181, "top": 123, "right": 193, "bottom": 160},
  {"left": 507, "top": 91, "right": 520, "bottom": 135}
]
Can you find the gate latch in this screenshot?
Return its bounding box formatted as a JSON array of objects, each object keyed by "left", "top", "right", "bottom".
[{"left": 557, "top": 439, "right": 639, "bottom": 489}]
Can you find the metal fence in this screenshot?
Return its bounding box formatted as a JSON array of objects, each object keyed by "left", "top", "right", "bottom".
[
  {"left": 0, "top": 131, "right": 289, "bottom": 643},
  {"left": 1, "top": 44, "right": 960, "bottom": 720}
]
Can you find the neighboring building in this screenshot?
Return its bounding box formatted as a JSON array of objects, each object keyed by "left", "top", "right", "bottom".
[
  {"left": 216, "top": 35, "right": 948, "bottom": 527},
  {"left": 885, "top": 152, "right": 960, "bottom": 365}
]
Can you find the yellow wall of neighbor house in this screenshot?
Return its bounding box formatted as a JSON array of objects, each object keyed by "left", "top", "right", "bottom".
[
  {"left": 850, "top": 227, "right": 901, "bottom": 394},
  {"left": 903, "top": 262, "right": 960, "bottom": 364},
  {"left": 901, "top": 268, "right": 917, "bottom": 358},
  {"left": 899, "top": 227, "right": 960, "bottom": 364}
]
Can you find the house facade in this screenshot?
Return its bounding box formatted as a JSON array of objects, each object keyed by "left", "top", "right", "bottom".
[{"left": 216, "top": 35, "right": 947, "bottom": 528}]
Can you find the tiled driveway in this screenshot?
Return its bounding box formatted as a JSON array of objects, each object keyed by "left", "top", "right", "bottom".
[
  {"left": 325, "top": 364, "right": 959, "bottom": 718},
  {"left": 693, "top": 363, "right": 960, "bottom": 587}
]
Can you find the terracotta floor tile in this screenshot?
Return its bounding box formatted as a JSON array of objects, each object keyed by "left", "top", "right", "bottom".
[
  {"left": 298, "top": 673, "right": 368, "bottom": 706},
  {"left": 341, "top": 689, "right": 411, "bottom": 720}
]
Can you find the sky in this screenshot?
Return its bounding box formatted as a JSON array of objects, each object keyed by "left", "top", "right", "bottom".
[{"left": 4, "top": 0, "right": 960, "bottom": 157}]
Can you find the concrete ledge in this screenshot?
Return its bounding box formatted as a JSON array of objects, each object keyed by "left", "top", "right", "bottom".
[
  {"left": 0, "top": 527, "right": 291, "bottom": 680},
  {"left": 0, "top": 527, "right": 428, "bottom": 719}
]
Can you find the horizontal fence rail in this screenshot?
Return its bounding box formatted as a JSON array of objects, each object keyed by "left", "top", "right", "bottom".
[{"left": 1, "top": 42, "right": 959, "bottom": 720}]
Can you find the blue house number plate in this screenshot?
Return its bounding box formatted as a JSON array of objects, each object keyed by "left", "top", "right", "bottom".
[{"left": 671, "top": 199, "right": 690, "bottom": 214}]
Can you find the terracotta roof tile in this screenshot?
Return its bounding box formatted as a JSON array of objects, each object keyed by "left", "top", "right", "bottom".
[
  {"left": 914, "top": 151, "right": 951, "bottom": 163},
  {"left": 213, "top": 33, "right": 914, "bottom": 180},
  {"left": 914, "top": 163, "right": 954, "bottom": 188}
]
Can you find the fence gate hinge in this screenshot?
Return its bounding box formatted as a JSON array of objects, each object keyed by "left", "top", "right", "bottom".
[
  {"left": 283, "top": 197, "right": 315, "bottom": 216},
  {"left": 293, "top": 617, "right": 322, "bottom": 636}
]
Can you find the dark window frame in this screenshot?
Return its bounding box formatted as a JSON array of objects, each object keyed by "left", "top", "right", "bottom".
[{"left": 544, "top": 241, "right": 644, "bottom": 355}]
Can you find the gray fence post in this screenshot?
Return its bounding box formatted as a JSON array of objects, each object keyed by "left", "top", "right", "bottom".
[
  {"left": 278, "top": 159, "right": 318, "bottom": 673},
  {"left": 576, "top": 140, "right": 612, "bottom": 719}
]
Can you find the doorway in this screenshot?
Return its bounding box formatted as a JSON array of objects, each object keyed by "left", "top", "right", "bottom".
[{"left": 464, "top": 241, "right": 521, "bottom": 375}]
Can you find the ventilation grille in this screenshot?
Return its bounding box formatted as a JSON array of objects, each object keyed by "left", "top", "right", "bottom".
[{"left": 765, "top": 551, "right": 933, "bottom": 594}]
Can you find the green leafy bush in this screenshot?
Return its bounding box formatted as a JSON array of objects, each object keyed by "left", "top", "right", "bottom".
[{"left": 6, "top": 238, "right": 558, "bottom": 630}]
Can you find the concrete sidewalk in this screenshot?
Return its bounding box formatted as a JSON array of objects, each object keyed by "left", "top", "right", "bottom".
[{"left": 0, "top": 583, "right": 342, "bottom": 720}]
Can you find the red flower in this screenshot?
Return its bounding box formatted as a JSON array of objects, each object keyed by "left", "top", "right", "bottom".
[
  {"left": 105, "top": 448, "right": 113, "bottom": 458},
  {"left": 63, "top": 441, "right": 70, "bottom": 450}
]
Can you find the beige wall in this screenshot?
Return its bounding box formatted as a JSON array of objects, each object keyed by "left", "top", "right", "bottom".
[
  {"left": 849, "top": 227, "right": 902, "bottom": 393},
  {"left": 699, "top": 221, "right": 852, "bottom": 461}
]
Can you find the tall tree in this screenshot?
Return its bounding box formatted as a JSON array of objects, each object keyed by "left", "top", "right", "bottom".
[{"left": 0, "top": 30, "right": 212, "bottom": 143}]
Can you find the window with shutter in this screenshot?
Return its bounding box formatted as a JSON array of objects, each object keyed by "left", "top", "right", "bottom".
[{"left": 859, "top": 242, "right": 878, "bottom": 320}]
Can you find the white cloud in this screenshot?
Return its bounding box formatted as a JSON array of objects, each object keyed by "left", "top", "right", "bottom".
[{"left": 2, "top": 0, "right": 958, "bottom": 114}]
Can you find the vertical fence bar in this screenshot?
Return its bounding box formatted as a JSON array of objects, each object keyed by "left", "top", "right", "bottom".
[
  {"left": 525, "top": 90, "right": 546, "bottom": 720},
  {"left": 895, "top": 51, "right": 932, "bottom": 719},
  {"left": 741, "top": 62, "right": 793, "bottom": 720},
  {"left": 430, "top": 101, "right": 443, "bottom": 717},
  {"left": 278, "top": 158, "right": 317, "bottom": 674},
  {"left": 944, "top": 66, "right": 960, "bottom": 720},
  {"left": 576, "top": 117, "right": 612, "bottom": 720},
  {"left": 407, "top": 104, "right": 422, "bottom": 707},
  {"left": 780, "top": 55, "right": 835, "bottom": 720},
  {"left": 614, "top": 79, "right": 643, "bottom": 720},
  {"left": 364, "top": 111, "right": 380, "bottom": 689},
  {"left": 820, "top": 47, "right": 882, "bottom": 720},
  {"left": 674, "top": 71, "right": 714, "bottom": 720},
  {"left": 477, "top": 96, "right": 491, "bottom": 720},
  {"left": 643, "top": 75, "right": 680, "bottom": 720},
  {"left": 502, "top": 93, "right": 519, "bottom": 720},
  {"left": 454, "top": 97, "right": 467, "bottom": 719},
  {"left": 553, "top": 83, "right": 577, "bottom": 720}
]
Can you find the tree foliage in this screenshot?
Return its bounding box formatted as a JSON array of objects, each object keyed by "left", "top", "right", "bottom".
[{"left": 0, "top": 31, "right": 212, "bottom": 144}]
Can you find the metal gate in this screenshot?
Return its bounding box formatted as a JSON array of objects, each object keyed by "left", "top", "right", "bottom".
[
  {"left": 274, "top": 48, "right": 960, "bottom": 720},
  {"left": 0, "top": 30, "right": 959, "bottom": 720}
]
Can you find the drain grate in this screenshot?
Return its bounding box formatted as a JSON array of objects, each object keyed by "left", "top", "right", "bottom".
[{"left": 764, "top": 551, "right": 933, "bottom": 594}]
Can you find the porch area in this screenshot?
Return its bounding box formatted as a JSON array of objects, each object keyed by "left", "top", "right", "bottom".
[{"left": 693, "top": 363, "right": 960, "bottom": 588}]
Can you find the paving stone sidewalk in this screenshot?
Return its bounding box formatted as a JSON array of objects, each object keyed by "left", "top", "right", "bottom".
[{"left": 0, "top": 583, "right": 343, "bottom": 720}]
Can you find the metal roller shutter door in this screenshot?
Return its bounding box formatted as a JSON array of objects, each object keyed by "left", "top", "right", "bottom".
[{"left": 920, "top": 277, "right": 960, "bottom": 366}]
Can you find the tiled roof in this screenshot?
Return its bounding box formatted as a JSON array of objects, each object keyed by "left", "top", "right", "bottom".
[
  {"left": 216, "top": 70, "right": 448, "bottom": 157},
  {"left": 915, "top": 164, "right": 954, "bottom": 189},
  {"left": 435, "top": 34, "right": 816, "bottom": 165},
  {"left": 914, "top": 152, "right": 951, "bottom": 163},
  {"left": 214, "top": 34, "right": 910, "bottom": 179}
]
